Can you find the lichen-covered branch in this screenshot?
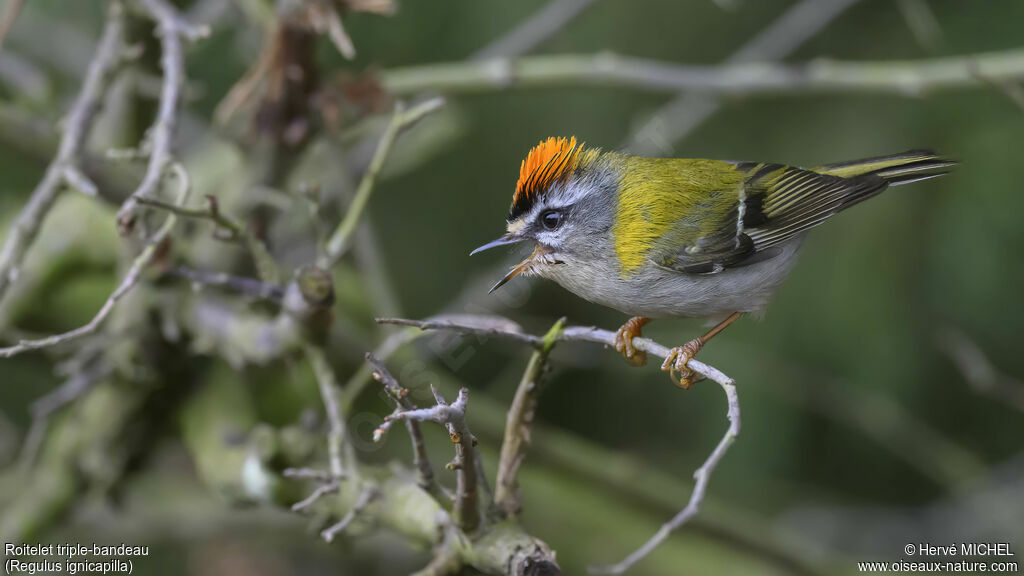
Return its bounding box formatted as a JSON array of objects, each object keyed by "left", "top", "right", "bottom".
[{"left": 0, "top": 2, "right": 124, "bottom": 303}]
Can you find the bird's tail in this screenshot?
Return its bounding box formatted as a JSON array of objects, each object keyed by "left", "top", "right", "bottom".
[{"left": 815, "top": 149, "right": 957, "bottom": 185}]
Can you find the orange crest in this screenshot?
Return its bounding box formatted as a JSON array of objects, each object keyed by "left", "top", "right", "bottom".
[{"left": 510, "top": 137, "right": 591, "bottom": 219}]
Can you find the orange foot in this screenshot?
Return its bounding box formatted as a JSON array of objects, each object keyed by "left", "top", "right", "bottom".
[
  {"left": 661, "top": 338, "right": 705, "bottom": 390},
  {"left": 614, "top": 317, "right": 652, "bottom": 367}
]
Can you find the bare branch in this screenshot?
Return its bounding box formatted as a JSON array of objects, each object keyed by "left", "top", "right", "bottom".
[
  {"left": 340, "top": 325, "right": 423, "bottom": 410},
  {"left": 377, "top": 315, "right": 540, "bottom": 348},
  {"left": 116, "top": 0, "right": 209, "bottom": 234},
  {"left": 321, "top": 97, "right": 445, "bottom": 267},
  {"left": 897, "top": 0, "right": 944, "bottom": 53},
  {"left": 304, "top": 343, "right": 355, "bottom": 478},
  {"left": 320, "top": 487, "right": 378, "bottom": 542},
  {"left": 366, "top": 352, "right": 441, "bottom": 498},
  {"left": 494, "top": 318, "right": 564, "bottom": 517},
  {"left": 0, "top": 164, "right": 192, "bottom": 358},
  {"left": 169, "top": 266, "right": 284, "bottom": 301},
  {"left": 283, "top": 467, "right": 333, "bottom": 482},
  {"left": 626, "top": 0, "right": 862, "bottom": 154},
  {"left": 382, "top": 47, "right": 1024, "bottom": 100},
  {"left": 376, "top": 316, "right": 732, "bottom": 386},
  {"left": 388, "top": 386, "right": 481, "bottom": 532},
  {"left": 290, "top": 479, "right": 340, "bottom": 512},
  {"left": 0, "top": 2, "right": 124, "bottom": 303},
  {"left": 588, "top": 373, "right": 739, "bottom": 574},
  {"left": 61, "top": 166, "right": 99, "bottom": 197},
  {"left": 17, "top": 362, "right": 111, "bottom": 472},
  {"left": 323, "top": 4, "right": 355, "bottom": 59},
  {"left": 376, "top": 314, "right": 740, "bottom": 572},
  {"left": 938, "top": 327, "right": 1024, "bottom": 413}
]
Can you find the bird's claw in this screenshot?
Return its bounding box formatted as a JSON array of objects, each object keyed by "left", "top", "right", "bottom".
[
  {"left": 614, "top": 316, "right": 651, "bottom": 367},
  {"left": 661, "top": 339, "right": 705, "bottom": 389}
]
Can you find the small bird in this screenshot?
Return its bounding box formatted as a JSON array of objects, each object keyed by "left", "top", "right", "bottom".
[{"left": 472, "top": 137, "right": 955, "bottom": 388}]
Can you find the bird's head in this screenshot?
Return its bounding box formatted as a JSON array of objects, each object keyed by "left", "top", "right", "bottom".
[{"left": 472, "top": 137, "right": 616, "bottom": 292}]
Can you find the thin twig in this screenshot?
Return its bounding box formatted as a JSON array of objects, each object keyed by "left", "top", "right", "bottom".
[
  {"left": 323, "top": 4, "right": 355, "bottom": 59},
  {"left": 340, "top": 326, "right": 422, "bottom": 410},
  {"left": 0, "top": 164, "right": 192, "bottom": 358},
  {"left": 18, "top": 362, "right": 112, "bottom": 472},
  {"left": 116, "top": 0, "right": 208, "bottom": 234},
  {"left": 472, "top": 0, "right": 599, "bottom": 61},
  {"left": 320, "top": 97, "right": 445, "bottom": 267},
  {"left": 377, "top": 316, "right": 540, "bottom": 348},
  {"left": 383, "top": 46, "right": 1024, "bottom": 100},
  {"left": 938, "top": 327, "right": 1024, "bottom": 413},
  {"left": 589, "top": 375, "right": 739, "bottom": 575},
  {"left": 376, "top": 316, "right": 732, "bottom": 385},
  {"left": 137, "top": 195, "right": 280, "bottom": 283},
  {"left": 169, "top": 266, "right": 284, "bottom": 301},
  {"left": 303, "top": 343, "right": 355, "bottom": 478},
  {"left": 320, "top": 487, "right": 378, "bottom": 542},
  {"left": 388, "top": 386, "right": 481, "bottom": 532},
  {"left": 494, "top": 318, "right": 564, "bottom": 517},
  {"left": 291, "top": 480, "right": 340, "bottom": 512},
  {"left": 365, "top": 353, "right": 442, "bottom": 498},
  {"left": 625, "top": 0, "right": 862, "bottom": 154},
  {"left": 283, "top": 467, "right": 333, "bottom": 482},
  {"left": 377, "top": 314, "right": 740, "bottom": 572},
  {"left": 897, "top": 0, "right": 944, "bottom": 53},
  {"left": 0, "top": 2, "right": 124, "bottom": 303}
]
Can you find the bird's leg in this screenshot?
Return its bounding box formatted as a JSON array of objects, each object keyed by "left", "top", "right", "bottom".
[
  {"left": 614, "top": 316, "right": 652, "bottom": 367},
  {"left": 662, "top": 312, "right": 743, "bottom": 389}
]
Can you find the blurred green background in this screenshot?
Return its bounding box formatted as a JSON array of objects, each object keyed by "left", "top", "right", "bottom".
[{"left": 1, "top": 0, "right": 1023, "bottom": 575}]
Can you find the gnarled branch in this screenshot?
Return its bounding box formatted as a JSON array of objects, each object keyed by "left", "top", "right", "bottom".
[{"left": 377, "top": 314, "right": 740, "bottom": 574}]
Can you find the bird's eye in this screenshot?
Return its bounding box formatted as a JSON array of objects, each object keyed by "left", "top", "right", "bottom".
[{"left": 540, "top": 209, "right": 564, "bottom": 231}]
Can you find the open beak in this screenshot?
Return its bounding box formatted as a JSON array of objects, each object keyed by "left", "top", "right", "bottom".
[
  {"left": 470, "top": 234, "right": 524, "bottom": 256},
  {"left": 488, "top": 244, "right": 554, "bottom": 294}
]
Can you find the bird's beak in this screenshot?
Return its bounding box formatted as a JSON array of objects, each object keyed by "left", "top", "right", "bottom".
[
  {"left": 488, "top": 244, "right": 552, "bottom": 294},
  {"left": 470, "top": 234, "right": 524, "bottom": 256}
]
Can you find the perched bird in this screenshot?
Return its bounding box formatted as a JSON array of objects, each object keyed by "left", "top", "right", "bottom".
[{"left": 472, "top": 137, "right": 955, "bottom": 388}]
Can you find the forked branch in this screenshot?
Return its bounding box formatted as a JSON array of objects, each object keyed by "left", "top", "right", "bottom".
[
  {"left": 0, "top": 2, "right": 125, "bottom": 303},
  {"left": 377, "top": 314, "right": 741, "bottom": 574},
  {"left": 0, "top": 164, "right": 193, "bottom": 358}
]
